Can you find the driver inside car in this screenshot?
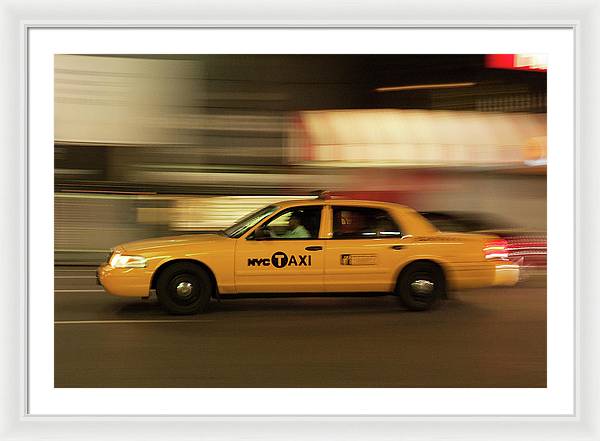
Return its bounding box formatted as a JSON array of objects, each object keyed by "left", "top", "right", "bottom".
[{"left": 271, "top": 213, "right": 311, "bottom": 239}]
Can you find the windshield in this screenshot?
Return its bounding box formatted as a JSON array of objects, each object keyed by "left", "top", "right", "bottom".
[{"left": 222, "top": 205, "right": 279, "bottom": 238}]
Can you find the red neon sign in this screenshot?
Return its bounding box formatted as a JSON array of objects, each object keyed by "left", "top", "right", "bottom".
[{"left": 486, "top": 54, "right": 547, "bottom": 72}]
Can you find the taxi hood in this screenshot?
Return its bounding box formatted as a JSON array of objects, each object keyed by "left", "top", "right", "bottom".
[{"left": 117, "top": 233, "right": 229, "bottom": 254}]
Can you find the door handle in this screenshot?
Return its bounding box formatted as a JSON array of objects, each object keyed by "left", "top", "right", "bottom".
[
  {"left": 305, "top": 246, "right": 323, "bottom": 251},
  {"left": 391, "top": 245, "right": 405, "bottom": 250}
]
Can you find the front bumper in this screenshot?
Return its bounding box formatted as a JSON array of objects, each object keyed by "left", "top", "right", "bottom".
[
  {"left": 97, "top": 263, "right": 152, "bottom": 297},
  {"left": 493, "top": 262, "right": 520, "bottom": 286}
]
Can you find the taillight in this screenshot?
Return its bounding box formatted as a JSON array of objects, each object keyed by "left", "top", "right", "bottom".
[{"left": 483, "top": 239, "right": 509, "bottom": 261}]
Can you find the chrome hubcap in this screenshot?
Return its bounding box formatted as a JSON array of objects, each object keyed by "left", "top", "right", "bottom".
[
  {"left": 411, "top": 279, "right": 434, "bottom": 295},
  {"left": 176, "top": 281, "right": 193, "bottom": 297}
]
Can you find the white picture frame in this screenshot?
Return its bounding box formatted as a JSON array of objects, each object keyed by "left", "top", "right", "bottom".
[{"left": 1, "top": 0, "right": 596, "bottom": 439}]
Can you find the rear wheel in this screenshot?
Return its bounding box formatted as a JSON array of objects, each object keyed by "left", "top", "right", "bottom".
[
  {"left": 396, "top": 262, "right": 444, "bottom": 311},
  {"left": 156, "top": 263, "right": 213, "bottom": 315}
]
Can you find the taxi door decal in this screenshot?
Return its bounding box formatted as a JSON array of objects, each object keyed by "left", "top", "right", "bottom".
[
  {"left": 247, "top": 251, "right": 312, "bottom": 268},
  {"left": 340, "top": 254, "right": 377, "bottom": 266}
]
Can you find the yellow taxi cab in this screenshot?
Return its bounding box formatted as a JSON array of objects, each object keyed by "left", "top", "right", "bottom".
[{"left": 97, "top": 198, "right": 519, "bottom": 314}]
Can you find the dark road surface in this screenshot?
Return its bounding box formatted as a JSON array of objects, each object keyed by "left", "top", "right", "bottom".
[{"left": 54, "top": 266, "right": 546, "bottom": 388}]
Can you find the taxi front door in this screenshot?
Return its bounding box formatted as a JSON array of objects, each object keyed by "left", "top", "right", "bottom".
[
  {"left": 234, "top": 209, "right": 325, "bottom": 293},
  {"left": 235, "top": 239, "right": 325, "bottom": 293}
]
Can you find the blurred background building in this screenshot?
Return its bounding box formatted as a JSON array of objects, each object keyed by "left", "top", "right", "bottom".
[{"left": 55, "top": 54, "right": 547, "bottom": 264}]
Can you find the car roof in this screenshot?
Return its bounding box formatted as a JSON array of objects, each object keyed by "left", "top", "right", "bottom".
[{"left": 275, "top": 198, "right": 411, "bottom": 211}]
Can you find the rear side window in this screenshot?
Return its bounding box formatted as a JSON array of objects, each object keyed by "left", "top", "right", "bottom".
[{"left": 332, "top": 206, "right": 402, "bottom": 239}]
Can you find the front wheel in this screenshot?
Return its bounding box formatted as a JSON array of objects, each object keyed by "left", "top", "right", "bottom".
[
  {"left": 156, "top": 263, "right": 213, "bottom": 315},
  {"left": 396, "top": 262, "right": 445, "bottom": 311}
]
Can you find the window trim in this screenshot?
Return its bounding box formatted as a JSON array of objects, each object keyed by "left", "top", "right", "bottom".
[
  {"left": 330, "top": 205, "right": 403, "bottom": 240},
  {"left": 223, "top": 204, "right": 279, "bottom": 238}
]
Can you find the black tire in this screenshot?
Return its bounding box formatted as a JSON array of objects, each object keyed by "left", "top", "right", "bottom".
[
  {"left": 156, "top": 263, "right": 213, "bottom": 315},
  {"left": 396, "top": 262, "right": 445, "bottom": 311}
]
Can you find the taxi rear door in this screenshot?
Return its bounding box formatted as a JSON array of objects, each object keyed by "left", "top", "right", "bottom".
[{"left": 323, "top": 205, "right": 406, "bottom": 293}]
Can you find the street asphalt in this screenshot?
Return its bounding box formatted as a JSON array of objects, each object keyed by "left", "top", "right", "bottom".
[{"left": 54, "top": 266, "right": 546, "bottom": 388}]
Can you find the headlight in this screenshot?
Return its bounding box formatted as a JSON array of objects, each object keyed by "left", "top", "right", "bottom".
[{"left": 109, "top": 253, "right": 148, "bottom": 268}]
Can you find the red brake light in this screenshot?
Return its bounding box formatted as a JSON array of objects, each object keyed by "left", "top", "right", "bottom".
[{"left": 483, "top": 239, "right": 509, "bottom": 261}]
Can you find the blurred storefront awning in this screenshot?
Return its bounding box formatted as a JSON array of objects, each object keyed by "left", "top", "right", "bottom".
[{"left": 289, "top": 109, "right": 546, "bottom": 170}]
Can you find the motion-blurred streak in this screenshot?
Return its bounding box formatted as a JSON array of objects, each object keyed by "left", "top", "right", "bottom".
[
  {"left": 290, "top": 109, "right": 546, "bottom": 167},
  {"left": 53, "top": 54, "right": 547, "bottom": 266}
]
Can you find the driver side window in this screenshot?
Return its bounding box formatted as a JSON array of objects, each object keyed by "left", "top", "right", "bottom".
[{"left": 254, "top": 206, "right": 322, "bottom": 240}]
